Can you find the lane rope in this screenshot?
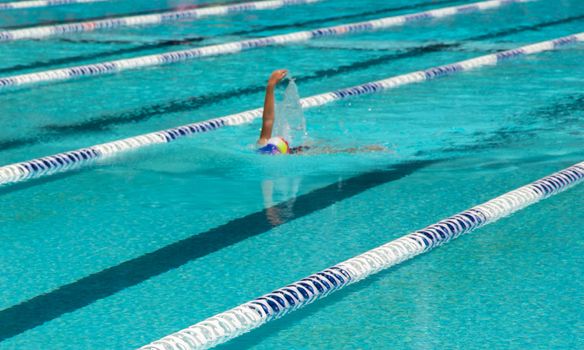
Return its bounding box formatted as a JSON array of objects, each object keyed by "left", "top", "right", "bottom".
[
  {"left": 0, "top": 32, "right": 581, "bottom": 188},
  {"left": 0, "top": 0, "right": 107, "bottom": 10},
  {"left": 0, "top": 0, "right": 322, "bottom": 41},
  {"left": 0, "top": 0, "right": 533, "bottom": 88},
  {"left": 137, "top": 160, "right": 584, "bottom": 350}
]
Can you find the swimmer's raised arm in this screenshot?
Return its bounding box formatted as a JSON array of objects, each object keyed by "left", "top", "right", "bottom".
[{"left": 258, "top": 69, "right": 287, "bottom": 145}]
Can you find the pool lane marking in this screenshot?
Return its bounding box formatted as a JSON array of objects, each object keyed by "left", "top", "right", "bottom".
[
  {"left": 138, "top": 160, "right": 584, "bottom": 350},
  {"left": 2, "top": 12, "right": 582, "bottom": 153},
  {"left": 0, "top": 0, "right": 107, "bottom": 10},
  {"left": 0, "top": 0, "right": 323, "bottom": 41},
  {"left": 0, "top": 0, "right": 534, "bottom": 87},
  {"left": 0, "top": 32, "right": 581, "bottom": 188},
  {"left": 0, "top": 0, "right": 464, "bottom": 74},
  {"left": 0, "top": 36, "right": 207, "bottom": 76},
  {"left": 0, "top": 160, "right": 435, "bottom": 342}
]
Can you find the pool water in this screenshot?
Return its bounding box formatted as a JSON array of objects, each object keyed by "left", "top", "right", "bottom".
[{"left": 0, "top": 0, "right": 583, "bottom": 348}]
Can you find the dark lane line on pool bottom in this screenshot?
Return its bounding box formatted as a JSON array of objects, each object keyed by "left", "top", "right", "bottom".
[
  {"left": 0, "top": 0, "right": 463, "bottom": 75},
  {"left": 0, "top": 35, "right": 207, "bottom": 75},
  {"left": 416, "top": 93, "right": 584, "bottom": 156},
  {"left": 0, "top": 13, "right": 582, "bottom": 154},
  {"left": 0, "top": 159, "right": 437, "bottom": 342}
]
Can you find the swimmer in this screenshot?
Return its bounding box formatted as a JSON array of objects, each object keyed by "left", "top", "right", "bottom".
[
  {"left": 256, "top": 69, "right": 293, "bottom": 155},
  {"left": 257, "top": 69, "right": 389, "bottom": 155}
]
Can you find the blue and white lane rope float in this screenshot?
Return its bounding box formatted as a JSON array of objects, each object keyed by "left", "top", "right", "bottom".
[
  {"left": 0, "top": 0, "right": 322, "bottom": 42},
  {"left": 0, "top": 0, "right": 107, "bottom": 10},
  {"left": 0, "top": 0, "right": 532, "bottom": 88},
  {"left": 0, "top": 32, "right": 581, "bottom": 188},
  {"left": 137, "top": 161, "right": 584, "bottom": 350}
]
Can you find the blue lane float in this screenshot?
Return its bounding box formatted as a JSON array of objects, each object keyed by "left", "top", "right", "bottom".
[
  {"left": 0, "top": 0, "right": 107, "bottom": 10},
  {"left": 0, "top": 0, "right": 322, "bottom": 41},
  {"left": 0, "top": 0, "right": 533, "bottom": 88},
  {"left": 138, "top": 160, "right": 584, "bottom": 350},
  {"left": 0, "top": 32, "right": 582, "bottom": 188}
]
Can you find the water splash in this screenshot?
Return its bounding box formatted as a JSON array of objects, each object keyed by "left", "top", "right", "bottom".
[{"left": 274, "top": 77, "right": 308, "bottom": 145}]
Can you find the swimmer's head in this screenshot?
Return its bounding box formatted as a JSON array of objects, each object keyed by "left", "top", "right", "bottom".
[{"left": 257, "top": 137, "right": 290, "bottom": 155}]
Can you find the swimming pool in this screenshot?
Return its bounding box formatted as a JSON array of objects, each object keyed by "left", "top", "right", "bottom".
[{"left": 0, "top": 0, "right": 583, "bottom": 348}]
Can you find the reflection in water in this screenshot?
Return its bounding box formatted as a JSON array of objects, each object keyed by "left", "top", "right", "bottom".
[{"left": 262, "top": 177, "right": 302, "bottom": 226}]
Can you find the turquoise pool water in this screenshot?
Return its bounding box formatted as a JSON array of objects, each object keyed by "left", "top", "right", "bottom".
[{"left": 0, "top": 0, "right": 583, "bottom": 348}]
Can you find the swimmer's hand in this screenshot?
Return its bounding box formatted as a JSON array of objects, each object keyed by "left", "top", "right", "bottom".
[{"left": 268, "top": 69, "right": 288, "bottom": 87}]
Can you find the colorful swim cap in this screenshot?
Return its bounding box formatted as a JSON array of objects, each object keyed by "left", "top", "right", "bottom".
[{"left": 257, "top": 137, "right": 290, "bottom": 155}]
